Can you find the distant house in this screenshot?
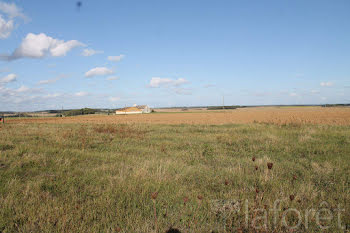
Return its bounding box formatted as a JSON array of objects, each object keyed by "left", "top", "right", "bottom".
[
  {"left": 115, "top": 105, "right": 151, "bottom": 114},
  {"left": 135, "top": 105, "right": 152, "bottom": 113}
]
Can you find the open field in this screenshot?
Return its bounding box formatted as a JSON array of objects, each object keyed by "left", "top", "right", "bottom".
[
  {"left": 6, "top": 107, "right": 350, "bottom": 125},
  {"left": 0, "top": 108, "right": 349, "bottom": 232}
]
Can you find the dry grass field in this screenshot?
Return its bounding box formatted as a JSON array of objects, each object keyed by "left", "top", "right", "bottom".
[
  {"left": 1, "top": 107, "right": 349, "bottom": 232},
  {"left": 6, "top": 107, "right": 350, "bottom": 125}
]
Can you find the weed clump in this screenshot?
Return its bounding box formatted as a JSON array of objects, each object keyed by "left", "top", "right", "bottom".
[{"left": 267, "top": 162, "right": 273, "bottom": 170}]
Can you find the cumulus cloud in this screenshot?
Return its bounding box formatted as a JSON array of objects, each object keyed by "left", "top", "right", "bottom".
[
  {"left": 149, "top": 77, "right": 172, "bottom": 87},
  {"left": 148, "top": 77, "right": 189, "bottom": 88},
  {"left": 0, "top": 2, "right": 27, "bottom": 20},
  {"left": 75, "top": 91, "right": 89, "bottom": 97},
  {"left": 106, "top": 76, "right": 119, "bottom": 81},
  {"left": 0, "top": 73, "right": 16, "bottom": 84},
  {"left": 85, "top": 67, "right": 114, "bottom": 78},
  {"left": 1, "top": 33, "right": 84, "bottom": 60},
  {"left": 50, "top": 40, "right": 84, "bottom": 57},
  {"left": 320, "top": 81, "right": 333, "bottom": 87},
  {"left": 0, "top": 2, "right": 28, "bottom": 39},
  {"left": 16, "top": 85, "right": 30, "bottom": 92},
  {"left": 0, "top": 15, "right": 13, "bottom": 39},
  {"left": 108, "top": 55, "right": 124, "bottom": 62},
  {"left": 81, "top": 48, "right": 103, "bottom": 56}
]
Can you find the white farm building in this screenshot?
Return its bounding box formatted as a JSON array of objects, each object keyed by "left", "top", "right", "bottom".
[{"left": 115, "top": 105, "right": 151, "bottom": 115}]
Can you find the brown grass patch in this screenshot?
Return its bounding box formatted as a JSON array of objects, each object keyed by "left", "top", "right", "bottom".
[{"left": 93, "top": 124, "right": 148, "bottom": 139}]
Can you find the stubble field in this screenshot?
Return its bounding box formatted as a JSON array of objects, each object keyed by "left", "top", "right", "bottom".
[
  {"left": 6, "top": 107, "right": 350, "bottom": 125},
  {"left": 0, "top": 107, "right": 349, "bottom": 232}
]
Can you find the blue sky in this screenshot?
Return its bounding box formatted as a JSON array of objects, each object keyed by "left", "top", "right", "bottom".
[{"left": 0, "top": 0, "right": 349, "bottom": 111}]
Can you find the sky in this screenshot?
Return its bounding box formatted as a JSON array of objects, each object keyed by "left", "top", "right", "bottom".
[{"left": 0, "top": 0, "right": 349, "bottom": 111}]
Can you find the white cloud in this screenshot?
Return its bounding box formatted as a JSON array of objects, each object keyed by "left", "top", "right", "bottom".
[
  {"left": 320, "top": 81, "right": 333, "bottom": 87},
  {"left": 106, "top": 76, "right": 119, "bottom": 81},
  {"left": 0, "top": 2, "right": 28, "bottom": 39},
  {"left": 50, "top": 40, "right": 84, "bottom": 57},
  {"left": 311, "top": 90, "right": 320, "bottom": 94},
  {"left": 0, "top": 15, "right": 13, "bottom": 39},
  {"left": 148, "top": 77, "right": 189, "bottom": 88},
  {"left": 0, "top": 85, "right": 60, "bottom": 111},
  {"left": 109, "top": 96, "right": 120, "bottom": 102},
  {"left": 85, "top": 67, "right": 114, "bottom": 78},
  {"left": 0, "top": 73, "right": 16, "bottom": 83},
  {"left": 108, "top": 54, "right": 124, "bottom": 62},
  {"left": 0, "top": 2, "right": 27, "bottom": 19},
  {"left": 149, "top": 77, "right": 172, "bottom": 87},
  {"left": 16, "top": 85, "right": 29, "bottom": 92},
  {"left": 1, "top": 83, "right": 122, "bottom": 111},
  {"left": 289, "top": 92, "right": 297, "bottom": 97},
  {"left": 2, "top": 33, "right": 84, "bottom": 60},
  {"left": 75, "top": 91, "right": 89, "bottom": 97},
  {"left": 81, "top": 48, "right": 103, "bottom": 56}
]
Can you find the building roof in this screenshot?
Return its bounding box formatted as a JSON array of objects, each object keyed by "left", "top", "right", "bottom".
[{"left": 136, "top": 105, "right": 147, "bottom": 109}]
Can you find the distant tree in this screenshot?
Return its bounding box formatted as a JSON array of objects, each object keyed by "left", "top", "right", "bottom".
[{"left": 65, "top": 108, "right": 97, "bottom": 116}]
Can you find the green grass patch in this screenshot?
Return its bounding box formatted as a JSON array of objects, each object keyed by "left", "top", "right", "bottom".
[{"left": 0, "top": 123, "right": 349, "bottom": 232}]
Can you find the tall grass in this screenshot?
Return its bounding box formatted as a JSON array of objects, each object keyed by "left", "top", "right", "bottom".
[{"left": 0, "top": 123, "right": 349, "bottom": 232}]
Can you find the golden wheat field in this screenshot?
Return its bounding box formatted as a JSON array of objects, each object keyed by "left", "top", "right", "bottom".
[{"left": 6, "top": 107, "right": 350, "bottom": 125}]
